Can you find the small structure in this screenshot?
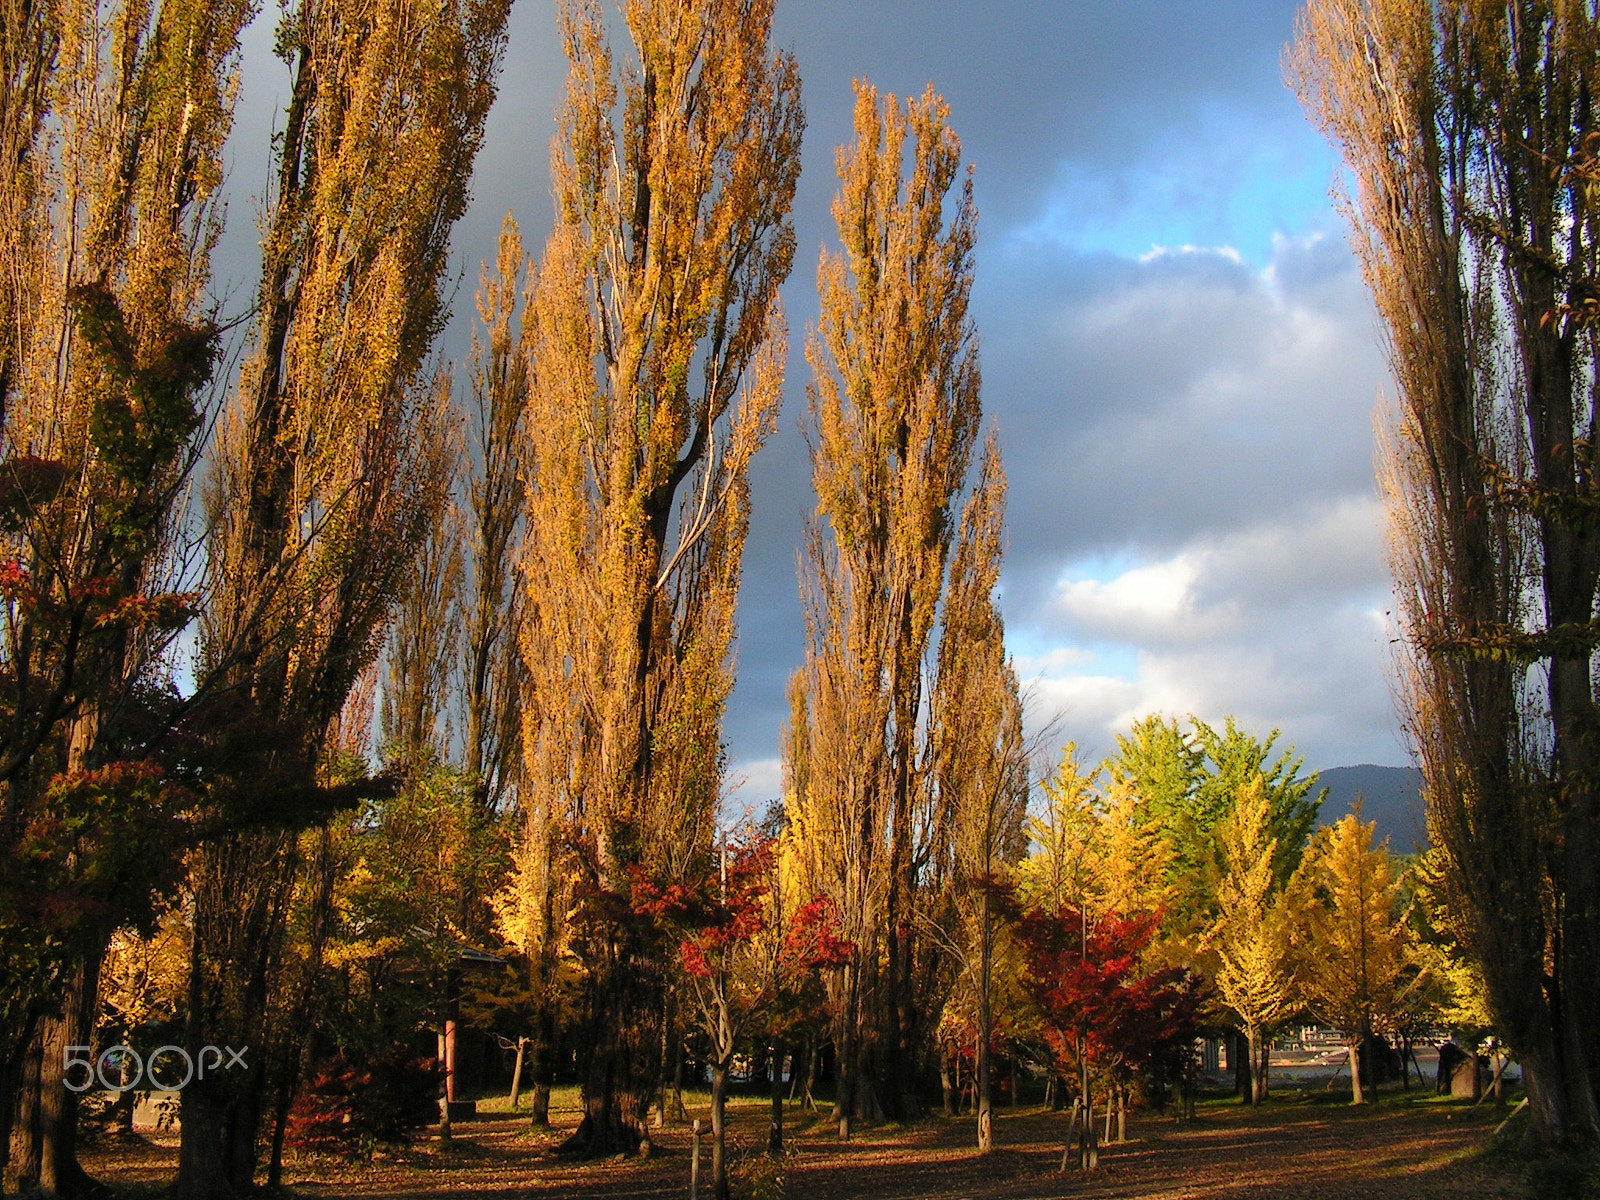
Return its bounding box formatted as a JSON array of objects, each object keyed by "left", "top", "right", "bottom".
[
  {"left": 1435, "top": 1040, "right": 1485, "bottom": 1100},
  {"left": 407, "top": 926, "right": 504, "bottom": 1123}
]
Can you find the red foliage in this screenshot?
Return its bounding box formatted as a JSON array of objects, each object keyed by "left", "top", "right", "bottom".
[
  {"left": 285, "top": 1051, "right": 442, "bottom": 1151},
  {"left": 631, "top": 834, "right": 852, "bottom": 1040},
  {"left": 1017, "top": 905, "right": 1203, "bottom": 1086}
]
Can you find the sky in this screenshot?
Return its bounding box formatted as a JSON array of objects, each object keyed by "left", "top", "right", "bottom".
[{"left": 215, "top": 1, "right": 1407, "bottom": 810}]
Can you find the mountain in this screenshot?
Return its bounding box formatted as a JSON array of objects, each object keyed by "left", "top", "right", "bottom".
[{"left": 1307, "top": 764, "right": 1427, "bottom": 853}]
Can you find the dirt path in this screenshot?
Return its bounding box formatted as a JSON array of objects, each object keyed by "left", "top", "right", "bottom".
[{"left": 82, "top": 1092, "right": 1523, "bottom": 1199}]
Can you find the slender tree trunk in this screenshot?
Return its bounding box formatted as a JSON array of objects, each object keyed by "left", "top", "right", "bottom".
[
  {"left": 940, "top": 1046, "right": 957, "bottom": 1116},
  {"left": 1078, "top": 1048, "right": 1097, "bottom": 1171},
  {"left": 801, "top": 1040, "right": 818, "bottom": 1113},
  {"left": 710, "top": 1059, "right": 729, "bottom": 1200},
  {"left": 437, "top": 1020, "right": 452, "bottom": 1146},
  {"left": 1252, "top": 1031, "right": 1271, "bottom": 1105},
  {"left": 510, "top": 1037, "right": 527, "bottom": 1109},
  {"left": 1060, "top": 1097, "right": 1079, "bottom": 1172},
  {"left": 670, "top": 1026, "right": 688, "bottom": 1123},
  {"left": 768, "top": 1041, "right": 785, "bottom": 1155},
  {"left": 1233, "top": 1030, "right": 1250, "bottom": 1104},
  {"left": 977, "top": 887, "right": 994, "bottom": 1152},
  {"left": 1348, "top": 1040, "right": 1364, "bottom": 1105},
  {"left": 266, "top": 1026, "right": 316, "bottom": 1189}
]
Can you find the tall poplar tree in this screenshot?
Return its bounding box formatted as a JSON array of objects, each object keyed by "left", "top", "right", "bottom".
[
  {"left": 932, "top": 438, "right": 1027, "bottom": 1152},
  {"left": 182, "top": 0, "right": 510, "bottom": 1192},
  {"left": 1294, "top": 0, "right": 1600, "bottom": 1146},
  {"left": 516, "top": 0, "right": 801, "bottom": 1153},
  {"left": 786, "top": 81, "right": 983, "bottom": 1130}
]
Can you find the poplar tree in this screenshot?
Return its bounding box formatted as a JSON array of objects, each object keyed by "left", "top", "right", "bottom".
[
  {"left": 930, "top": 437, "right": 1027, "bottom": 1152},
  {"left": 787, "top": 80, "right": 983, "bottom": 1130},
  {"left": 1293, "top": 0, "right": 1600, "bottom": 1145},
  {"left": 516, "top": 0, "right": 801, "bottom": 1153},
  {"left": 182, "top": 0, "right": 510, "bottom": 1192},
  {"left": 462, "top": 217, "right": 529, "bottom": 821}
]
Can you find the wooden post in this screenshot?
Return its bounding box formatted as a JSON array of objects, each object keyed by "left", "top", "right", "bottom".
[
  {"left": 509, "top": 1037, "right": 527, "bottom": 1109},
  {"left": 1059, "top": 1097, "right": 1080, "bottom": 1173},
  {"left": 691, "top": 1118, "right": 701, "bottom": 1200}
]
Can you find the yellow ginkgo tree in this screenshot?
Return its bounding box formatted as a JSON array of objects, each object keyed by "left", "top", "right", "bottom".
[
  {"left": 1294, "top": 812, "right": 1412, "bottom": 1104},
  {"left": 1204, "top": 776, "right": 1300, "bottom": 1105}
]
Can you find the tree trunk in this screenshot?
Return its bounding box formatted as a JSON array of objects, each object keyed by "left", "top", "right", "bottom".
[
  {"left": 670, "top": 1026, "right": 688, "bottom": 1123},
  {"left": 266, "top": 1026, "right": 316, "bottom": 1189},
  {"left": 510, "top": 1037, "right": 527, "bottom": 1109},
  {"left": 801, "top": 1039, "right": 818, "bottom": 1112},
  {"left": 26, "top": 947, "right": 107, "bottom": 1199},
  {"left": 976, "top": 888, "right": 993, "bottom": 1154},
  {"left": 768, "top": 1042, "right": 785, "bottom": 1155},
  {"left": 1059, "top": 1097, "right": 1080, "bottom": 1173},
  {"left": 1252, "top": 1030, "right": 1271, "bottom": 1105},
  {"left": 1078, "top": 1050, "right": 1097, "bottom": 1171},
  {"left": 561, "top": 948, "right": 646, "bottom": 1156},
  {"left": 1233, "top": 1029, "right": 1250, "bottom": 1104},
  {"left": 940, "top": 1046, "right": 957, "bottom": 1116},
  {"left": 8, "top": 1022, "right": 43, "bottom": 1193},
  {"left": 529, "top": 995, "right": 556, "bottom": 1126},
  {"left": 176, "top": 1084, "right": 234, "bottom": 1200},
  {"left": 1347, "top": 1040, "right": 1364, "bottom": 1105},
  {"left": 437, "top": 1022, "right": 452, "bottom": 1146},
  {"left": 710, "top": 1060, "right": 729, "bottom": 1200},
  {"left": 833, "top": 1000, "right": 855, "bottom": 1140}
]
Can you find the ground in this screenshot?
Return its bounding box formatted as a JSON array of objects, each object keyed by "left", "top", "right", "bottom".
[{"left": 83, "top": 1076, "right": 1534, "bottom": 1200}]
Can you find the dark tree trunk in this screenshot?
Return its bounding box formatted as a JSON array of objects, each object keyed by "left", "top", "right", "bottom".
[
  {"left": 710, "top": 1060, "right": 730, "bottom": 1200},
  {"left": 22, "top": 947, "right": 105, "bottom": 1199},
  {"left": 1232, "top": 1030, "right": 1250, "bottom": 1104},
  {"left": 8, "top": 1023, "right": 43, "bottom": 1192},
  {"left": 939, "top": 1046, "right": 956, "bottom": 1116},
  {"left": 768, "top": 1041, "right": 784, "bottom": 1155}
]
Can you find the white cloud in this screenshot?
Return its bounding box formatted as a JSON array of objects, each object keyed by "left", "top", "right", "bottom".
[
  {"left": 1013, "top": 498, "right": 1401, "bottom": 769},
  {"left": 723, "top": 757, "right": 784, "bottom": 819}
]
